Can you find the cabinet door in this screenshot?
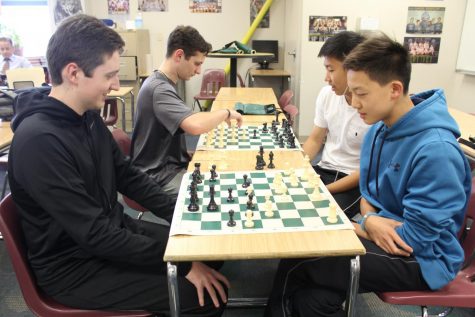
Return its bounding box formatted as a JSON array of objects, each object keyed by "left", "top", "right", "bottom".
[
  {"left": 119, "top": 56, "right": 137, "bottom": 81},
  {"left": 120, "top": 32, "right": 138, "bottom": 56}
]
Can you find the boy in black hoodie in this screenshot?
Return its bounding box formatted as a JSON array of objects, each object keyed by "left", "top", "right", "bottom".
[{"left": 8, "top": 14, "right": 229, "bottom": 316}]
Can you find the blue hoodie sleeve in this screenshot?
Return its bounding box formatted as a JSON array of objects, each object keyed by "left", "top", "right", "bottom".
[{"left": 395, "top": 140, "right": 467, "bottom": 255}]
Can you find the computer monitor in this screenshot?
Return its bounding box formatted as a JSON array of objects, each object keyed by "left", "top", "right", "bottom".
[{"left": 252, "top": 40, "right": 278, "bottom": 69}]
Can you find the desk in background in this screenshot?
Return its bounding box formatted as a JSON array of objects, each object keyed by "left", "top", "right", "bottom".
[
  {"left": 0, "top": 121, "right": 13, "bottom": 151},
  {"left": 250, "top": 69, "right": 291, "bottom": 97},
  {"left": 107, "top": 86, "right": 135, "bottom": 132},
  {"left": 207, "top": 53, "right": 273, "bottom": 87}
]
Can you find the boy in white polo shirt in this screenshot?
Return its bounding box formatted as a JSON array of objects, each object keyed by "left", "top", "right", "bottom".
[{"left": 303, "top": 31, "right": 370, "bottom": 218}]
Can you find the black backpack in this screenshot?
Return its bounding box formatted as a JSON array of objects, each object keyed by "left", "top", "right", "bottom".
[{"left": 0, "top": 89, "right": 16, "bottom": 121}]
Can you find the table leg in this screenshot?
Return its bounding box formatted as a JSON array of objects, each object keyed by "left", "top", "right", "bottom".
[
  {"left": 345, "top": 255, "right": 360, "bottom": 317},
  {"left": 114, "top": 96, "right": 126, "bottom": 131},
  {"left": 130, "top": 90, "right": 135, "bottom": 130},
  {"left": 230, "top": 58, "right": 237, "bottom": 87},
  {"left": 167, "top": 262, "right": 181, "bottom": 317}
]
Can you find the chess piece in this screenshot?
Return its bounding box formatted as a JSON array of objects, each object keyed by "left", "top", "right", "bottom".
[
  {"left": 253, "top": 129, "right": 257, "bottom": 139},
  {"left": 246, "top": 193, "right": 255, "bottom": 210},
  {"left": 188, "top": 183, "right": 199, "bottom": 212},
  {"left": 242, "top": 174, "right": 250, "bottom": 188},
  {"left": 212, "top": 164, "right": 218, "bottom": 178},
  {"left": 209, "top": 168, "right": 216, "bottom": 182},
  {"left": 255, "top": 155, "right": 264, "bottom": 170},
  {"left": 268, "top": 151, "right": 275, "bottom": 169},
  {"left": 259, "top": 145, "right": 264, "bottom": 157},
  {"left": 327, "top": 203, "right": 338, "bottom": 223},
  {"left": 227, "top": 188, "right": 235, "bottom": 202},
  {"left": 262, "top": 122, "right": 269, "bottom": 133},
  {"left": 227, "top": 209, "right": 236, "bottom": 227},
  {"left": 275, "top": 110, "right": 281, "bottom": 125},
  {"left": 279, "top": 136, "right": 285, "bottom": 148},
  {"left": 264, "top": 195, "right": 274, "bottom": 217},
  {"left": 244, "top": 210, "right": 254, "bottom": 228},
  {"left": 207, "top": 185, "right": 218, "bottom": 211}
]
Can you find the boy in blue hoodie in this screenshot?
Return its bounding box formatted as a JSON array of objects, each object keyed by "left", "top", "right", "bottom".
[{"left": 264, "top": 33, "right": 472, "bottom": 317}]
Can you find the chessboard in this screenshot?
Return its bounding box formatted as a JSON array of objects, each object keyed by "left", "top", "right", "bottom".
[
  {"left": 170, "top": 168, "right": 354, "bottom": 236},
  {"left": 196, "top": 121, "right": 302, "bottom": 151}
]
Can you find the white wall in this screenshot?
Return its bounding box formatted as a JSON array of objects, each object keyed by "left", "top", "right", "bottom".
[
  {"left": 297, "top": 0, "right": 474, "bottom": 138},
  {"left": 85, "top": 0, "right": 286, "bottom": 107}
]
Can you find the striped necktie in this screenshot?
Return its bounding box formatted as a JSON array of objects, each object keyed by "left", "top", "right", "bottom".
[{"left": 1, "top": 58, "right": 10, "bottom": 74}]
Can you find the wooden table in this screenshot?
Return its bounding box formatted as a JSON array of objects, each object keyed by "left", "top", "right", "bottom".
[
  {"left": 214, "top": 87, "right": 278, "bottom": 104},
  {"left": 207, "top": 53, "right": 273, "bottom": 87},
  {"left": 449, "top": 108, "right": 475, "bottom": 159},
  {"left": 165, "top": 150, "right": 365, "bottom": 317},
  {"left": 106, "top": 86, "right": 135, "bottom": 132}
]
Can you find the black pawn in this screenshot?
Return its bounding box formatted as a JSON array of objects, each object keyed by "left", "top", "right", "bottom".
[
  {"left": 227, "top": 188, "right": 235, "bottom": 202},
  {"left": 242, "top": 174, "right": 250, "bottom": 188},
  {"left": 227, "top": 209, "right": 236, "bottom": 227},
  {"left": 253, "top": 129, "right": 257, "bottom": 139},
  {"left": 207, "top": 185, "right": 218, "bottom": 211},
  {"left": 246, "top": 193, "right": 255, "bottom": 210},
  {"left": 211, "top": 164, "right": 218, "bottom": 178},
  {"left": 268, "top": 151, "right": 275, "bottom": 169},
  {"left": 188, "top": 185, "right": 199, "bottom": 212},
  {"left": 279, "top": 136, "right": 285, "bottom": 148},
  {"left": 262, "top": 122, "right": 268, "bottom": 133},
  {"left": 209, "top": 168, "right": 216, "bottom": 182}
]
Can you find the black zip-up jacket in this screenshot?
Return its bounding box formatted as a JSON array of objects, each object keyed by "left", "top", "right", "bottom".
[{"left": 8, "top": 90, "right": 190, "bottom": 294}]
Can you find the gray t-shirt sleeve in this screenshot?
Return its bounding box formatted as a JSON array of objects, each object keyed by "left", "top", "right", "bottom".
[{"left": 152, "top": 81, "right": 193, "bottom": 135}]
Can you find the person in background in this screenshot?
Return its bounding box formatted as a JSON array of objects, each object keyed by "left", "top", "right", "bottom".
[
  {"left": 0, "top": 36, "right": 32, "bottom": 85},
  {"left": 131, "top": 25, "right": 242, "bottom": 201},
  {"left": 8, "top": 14, "right": 229, "bottom": 316},
  {"left": 303, "top": 31, "right": 370, "bottom": 219},
  {"left": 265, "top": 33, "right": 472, "bottom": 317}
]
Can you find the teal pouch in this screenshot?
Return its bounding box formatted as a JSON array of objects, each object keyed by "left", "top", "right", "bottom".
[{"left": 234, "top": 102, "right": 276, "bottom": 115}]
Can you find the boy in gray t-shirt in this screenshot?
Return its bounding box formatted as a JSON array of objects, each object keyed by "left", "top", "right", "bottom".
[{"left": 131, "top": 26, "right": 242, "bottom": 200}]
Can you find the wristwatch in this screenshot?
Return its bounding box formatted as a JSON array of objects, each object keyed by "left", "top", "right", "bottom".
[{"left": 359, "top": 212, "right": 379, "bottom": 232}]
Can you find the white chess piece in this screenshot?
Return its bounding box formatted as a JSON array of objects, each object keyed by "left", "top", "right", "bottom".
[
  {"left": 264, "top": 195, "right": 274, "bottom": 217},
  {"left": 290, "top": 174, "right": 299, "bottom": 187},
  {"left": 310, "top": 185, "right": 321, "bottom": 200},
  {"left": 327, "top": 203, "right": 338, "bottom": 223},
  {"left": 245, "top": 210, "right": 254, "bottom": 227}
]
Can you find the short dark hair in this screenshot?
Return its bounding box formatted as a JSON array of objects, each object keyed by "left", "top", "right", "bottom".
[
  {"left": 0, "top": 37, "right": 13, "bottom": 46},
  {"left": 318, "top": 31, "right": 365, "bottom": 61},
  {"left": 343, "top": 33, "right": 411, "bottom": 94},
  {"left": 166, "top": 25, "right": 212, "bottom": 59},
  {"left": 46, "top": 14, "right": 124, "bottom": 85}
]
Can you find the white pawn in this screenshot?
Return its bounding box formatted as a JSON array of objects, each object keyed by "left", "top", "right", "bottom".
[
  {"left": 264, "top": 195, "right": 274, "bottom": 217},
  {"left": 290, "top": 173, "right": 299, "bottom": 187},
  {"left": 242, "top": 128, "right": 247, "bottom": 140},
  {"left": 245, "top": 210, "right": 254, "bottom": 228},
  {"left": 301, "top": 168, "right": 310, "bottom": 181},
  {"left": 327, "top": 203, "right": 338, "bottom": 223},
  {"left": 310, "top": 184, "right": 321, "bottom": 201}
]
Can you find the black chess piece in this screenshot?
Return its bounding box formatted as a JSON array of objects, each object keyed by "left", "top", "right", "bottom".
[
  {"left": 253, "top": 129, "right": 257, "bottom": 139},
  {"left": 193, "top": 162, "right": 203, "bottom": 183},
  {"left": 255, "top": 155, "right": 264, "bottom": 170},
  {"left": 246, "top": 193, "right": 255, "bottom": 210},
  {"left": 227, "top": 188, "right": 235, "bottom": 202},
  {"left": 211, "top": 164, "right": 218, "bottom": 178},
  {"left": 268, "top": 151, "right": 275, "bottom": 169},
  {"left": 279, "top": 136, "right": 285, "bottom": 148},
  {"left": 207, "top": 185, "right": 218, "bottom": 211},
  {"left": 259, "top": 145, "right": 264, "bottom": 157},
  {"left": 227, "top": 209, "right": 236, "bottom": 227},
  {"left": 262, "top": 122, "right": 269, "bottom": 133},
  {"left": 275, "top": 110, "right": 281, "bottom": 125},
  {"left": 209, "top": 168, "right": 216, "bottom": 182},
  {"left": 242, "top": 174, "right": 250, "bottom": 188},
  {"left": 188, "top": 185, "right": 199, "bottom": 212}
]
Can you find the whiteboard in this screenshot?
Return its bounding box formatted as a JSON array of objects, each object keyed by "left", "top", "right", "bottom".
[{"left": 456, "top": 0, "right": 475, "bottom": 75}]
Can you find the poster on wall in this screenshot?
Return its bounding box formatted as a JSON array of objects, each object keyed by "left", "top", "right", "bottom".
[
  {"left": 108, "top": 0, "right": 130, "bottom": 14},
  {"left": 189, "top": 0, "right": 222, "bottom": 13},
  {"left": 308, "top": 16, "right": 347, "bottom": 42},
  {"left": 250, "top": 0, "right": 269, "bottom": 28},
  {"left": 406, "top": 7, "right": 445, "bottom": 34},
  {"left": 138, "top": 0, "right": 168, "bottom": 12},
  {"left": 50, "top": 0, "right": 85, "bottom": 25},
  {"left": 404, "top": 37, "right": 441, "bottom": 64}
]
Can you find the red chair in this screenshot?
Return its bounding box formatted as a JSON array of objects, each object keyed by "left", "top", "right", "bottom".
[
  {"left": 0, "top": 194, "right": 152, "bottom": 317},
  {"left": 193, "top": 69, "right": 226, "bottom": 111},
  {"left": 377, "top": 176, "right": 475, "bottom": 317},
  {"left": 278, "top": 89, "right": 294, "bottom": 111},
  {"left": 111, "top": 128, "right": 148, "bottom": 219}
]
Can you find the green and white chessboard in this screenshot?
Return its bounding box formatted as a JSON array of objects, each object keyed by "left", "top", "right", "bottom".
[
  {"left": 196, "top": 124, "right": 302, "bottom": 151},
  {"left": 170, "top": 169, "right": 354, "bottom": 236}
]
